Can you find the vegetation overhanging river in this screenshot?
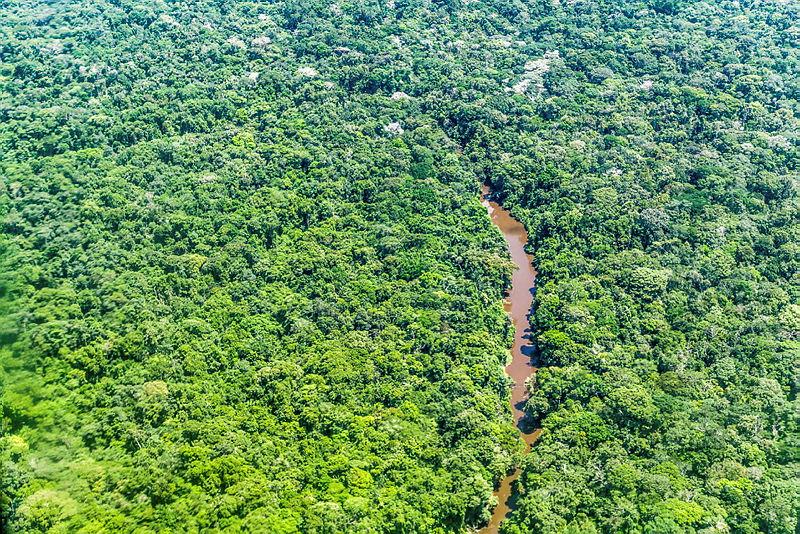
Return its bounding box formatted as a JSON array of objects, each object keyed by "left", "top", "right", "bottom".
[{"left": 479, "top": 185, "right": 541, "bottom": 533}]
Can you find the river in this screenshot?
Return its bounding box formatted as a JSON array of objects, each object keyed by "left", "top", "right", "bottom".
[{"left": 479, "top": 184, "right": 541, "bottom": 533}]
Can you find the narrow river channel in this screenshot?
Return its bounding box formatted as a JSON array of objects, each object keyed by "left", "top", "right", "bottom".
[{"left": 479, "top": 185, "right": 541, "bottom": 533}]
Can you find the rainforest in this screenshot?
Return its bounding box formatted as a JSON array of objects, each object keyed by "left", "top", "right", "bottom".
[{"left": 1, "top": 0, "right": 798, "bottom": 532}]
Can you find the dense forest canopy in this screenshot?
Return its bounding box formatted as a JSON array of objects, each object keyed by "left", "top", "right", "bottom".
[{"left": 0, "top": 0, "right": 797, "bottom": 532}]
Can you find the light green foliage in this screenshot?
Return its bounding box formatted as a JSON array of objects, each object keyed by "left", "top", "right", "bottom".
[{"left": 0, "top": 1, "right": 527, "bottom": 531}]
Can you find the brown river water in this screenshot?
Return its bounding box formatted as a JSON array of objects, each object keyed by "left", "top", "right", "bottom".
[{"left": 479, "top": 184, "right": 541, "bottom": 533}]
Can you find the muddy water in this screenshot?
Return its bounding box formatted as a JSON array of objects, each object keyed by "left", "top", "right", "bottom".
[{"left": 479, "top": 184, "right": 541, "bottom": 534}]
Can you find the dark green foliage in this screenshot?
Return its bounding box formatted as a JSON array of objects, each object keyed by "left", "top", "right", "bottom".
[{"left": 453, "top": 1, "right": 798, "bottom": 532}]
